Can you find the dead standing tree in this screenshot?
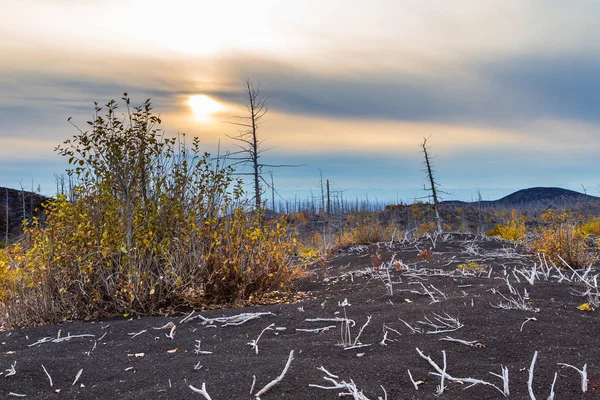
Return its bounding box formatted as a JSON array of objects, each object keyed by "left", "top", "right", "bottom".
[
  {"left": 226, "top": 79, "right": 300, "bottom": 210},
  {"left": 421, "top": 137, "right": 443, "bottom": 233}
]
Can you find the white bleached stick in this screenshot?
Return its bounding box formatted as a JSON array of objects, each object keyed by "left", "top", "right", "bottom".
[
  {"left": 194, "top": 312, "right": 275, "bottom": 327},
  {"left": 558, "top": 362, "right": 588, "bottom": 392},
  {"left": 5, "top": 361, "right": 17, "bottom": 377},
  {"left": 439, "top": 336, "right": 484, "bottom": 348},
  {"left": 305, "top": 317, "right": 356, "bottom": 326},
  {"left": 407, "top": 369, "right": 421, "bottom": 390},
  {"left": 416, "top": 348, "right": 506, "bottom": 396},
  {"left": 189, "top": 382, "right": 212, "bottom": 399},
  {"left": 520, "top": 317, "right": 537, "bottom": 332},
  {"left": 296, "top": 326, "right": 336, "bottom": 333},
  {"left": 72, "top": 368, "right": 83, "bottom": 386},
  {"left": 28, "top": 333, "right": 95, "bottom": 347},
  {"left": 352, "top": 315, "right": 372, "bottom": 347},
  {"left": 41, "top": 364, "right": 53, "bottom": 387},
  {"left": 194, "top": 340, "right": 213, "bottom": 355},
  {"left": 398, "top": 318, "right": 422, "bottom": 334},
  {"left": 247, "top": 323, "right": 274, "bottom": 355},
  {"left": 128, "top": 329, "right": 147, "bottom": 339},
  {"left": 317, "top": 366, "right": 339, "bottom": 379},
  {"left": 180, "top": 310, "right": 196, "bottom": 323},
  {"left": 528, "top": 351, "right": 538, "bottom": 400},
  {"left": 548, "top": 372, "right": 558, "bottom": 400},
  {"left": 166, "top": 324, "right": 176, "bottom": 340},
  {"left": 254, "top": 350, "right": 295, "bottom": 397},
  {"left": 418, "top": 312, "right": 463, "bottom": 334},
  {"left": 489, "top": 366, "right": 510, "bottom": 396}
]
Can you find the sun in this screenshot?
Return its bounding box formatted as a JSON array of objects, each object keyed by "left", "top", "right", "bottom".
[{"left": 188, "top": 95, "right": 224, "bottom": 122}]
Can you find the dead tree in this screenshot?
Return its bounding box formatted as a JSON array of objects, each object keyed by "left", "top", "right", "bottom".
[
  {"left": 421, "top": 138, "right": 442, "bottom": 233},
  {"left": 4, "top": 186, "right": 8, "bottom": 244},
  {"left": 226, "top": 79, "right": 301, "bottom": 210}
]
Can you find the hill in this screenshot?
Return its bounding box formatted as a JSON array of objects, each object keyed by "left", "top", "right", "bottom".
[
  {"left": 442, "top": 187, "right": 600, "bottom": 210},
  {"left": 0, "top": 186, "right": 50, "bottom": 244}
]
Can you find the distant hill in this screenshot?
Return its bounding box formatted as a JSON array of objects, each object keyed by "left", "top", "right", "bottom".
[
  {"left": 0, "top": 186, "right": 50, "bottom": 244},
  {"left": 442, "top": 187, "right": 600, "bottom": 209}
]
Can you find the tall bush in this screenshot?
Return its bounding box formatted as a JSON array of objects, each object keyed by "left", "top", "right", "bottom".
[
  {"left": 487, "top": 209, "right": 527, "bottom": 241},
  {"left": 0, "top": 96, "right": 294, "bottom": 328},
  {"left": 534, "top": 210, "right": 597, "bottom": 269}
]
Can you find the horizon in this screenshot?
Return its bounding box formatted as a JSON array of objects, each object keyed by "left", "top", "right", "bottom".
[{"left": 2, "top": 1, "right": 600, "bottom": 203}]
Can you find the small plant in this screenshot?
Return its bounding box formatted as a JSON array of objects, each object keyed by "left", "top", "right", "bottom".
[
  {"left": 581, "top": 218, "right": 600, "bottom": 237},
  {"left": 416, "top": 222, "right": 436, "bottom": 237},
  {"left": 418, "top": 247, "right": 433, "bottom": 261},
  {"left": 457, "top": 261, "right": 484, "bottom": 271},
  {"left": 578, "top": 303, "right": 593, "bottom": 312},
  {"left": 370, "top": 247, "right": 382, "bottom": 272},
  {"left": 487, "top": 209, "right": 527, "bottom": 241}
]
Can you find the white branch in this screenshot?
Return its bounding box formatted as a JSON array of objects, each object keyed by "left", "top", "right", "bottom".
[
  {"left": 558, "top": 362, "right": 588, "bottom": 392},
  {"left": 416, "top": 348, "right": 507, "bottom": 396},
  {"left": 548, "top": 372, "right": 558, "bottom": 400},
  {"left": 41, "top": 364, "right": 53, "bottom": 387},
  {"left": 189, "top": 382, "right": 212, "bottom": 399},
  {"left": 528, "top": 351, "right": 538, "bottom": 400},
  {"left": 439, "top": 336, "right": 484, "bottom": 348},
  {"left": 72, "top": 368, "right": 83, "bottom": 386},
  {"left": 254, "top": 350, "right": 294, "bottom": 397},
  {"left": 407, "top": 369, "right": 422, "bottom": 390},
  {"left": 5, "top": 361, "right": 17, "bottom": 377},
  {"left": 247, "top": 323, "right": 274, "bottom": 355},
  {"left": 296, "top": 326, "right": 336, "bottom": 333},
  {"left": 128, "top": 329, "right": 147, "bottom": 339}
]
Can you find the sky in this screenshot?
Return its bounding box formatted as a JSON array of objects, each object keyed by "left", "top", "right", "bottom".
[{"left": 1, "top": 0, "right": 600, "bottom": 206}]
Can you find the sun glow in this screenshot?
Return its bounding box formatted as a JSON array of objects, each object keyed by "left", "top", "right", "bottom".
[{"left": 188, "top": 95, "right": 224, "bottom": 122}]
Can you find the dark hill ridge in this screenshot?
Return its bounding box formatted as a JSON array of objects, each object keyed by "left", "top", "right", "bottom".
[
  {"left": 0, "top": 186, "right": 49, "bottom": 243},
  {"left": 442, "top": 187, "right": 600, "bottom": 209},
  {"left": 496, "top": 187, "right": 599, "bottom": 205}
]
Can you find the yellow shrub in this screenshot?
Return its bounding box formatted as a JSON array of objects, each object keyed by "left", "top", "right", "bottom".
[
  {"left": 487, "top": 210, "right": 526, "bottom": 241},
  {"left": 416, "top": 222, "right": 436, "bottom": 237},
  {"left": 534, "top": 221, "right": 596, "bottom": 269},
  {"left": 581, "top": 218, "right": 600, "bottom": 236},
  {"left": 457, "top": 261, "right": 484, "bottom": 271},
  {"left": 0, "top": 96, "right": 296, "bottom": 328},
  {"left": 334, "top": 215, "right": 396, "bottom": 247}
]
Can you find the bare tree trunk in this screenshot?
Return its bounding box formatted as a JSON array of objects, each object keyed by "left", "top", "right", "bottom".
[
  {"left": 269, "top": 171, "right": 275, "bottom": 211},
  {"left": 326, "top": 179, "right": 331, "bottom": 216},
  {"left": 5, "top": 186, "right": 8, "bottom": 244},
  {"left": 421, "top": 138, "right": 442, "bottom": 233},
  {"left": 19, "top": 181, "right": 27, "bottom": 224},
  {"left": 319, "top": 168, "right": 325, "bottom": 214}
]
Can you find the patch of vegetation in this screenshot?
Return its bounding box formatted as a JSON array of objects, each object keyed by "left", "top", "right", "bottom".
[
  {"left": 487, "top": 209, "right": 527, "bottom": 241},
  {"left": 581, "top": 218, "right": 600, "bottom": 236},
  {"left": 457, "top": 261, "right": 484, "bottom": 271},
  {"left": 0, "top": 96, "right": 295, "bottom": 329},
  {"left": 533, "top": 209, "right": 597, "bottom": 269}
]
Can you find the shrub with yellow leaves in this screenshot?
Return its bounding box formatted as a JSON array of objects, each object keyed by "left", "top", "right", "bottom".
[
  {"left": 0, "top": 96, "right": 295, "bottom": 328},
  {"left": 533, "top": 209, "right": 597, "bottom": 270},
  {"left": 487, "top": 209, "right": 527, "bottom": 242}
]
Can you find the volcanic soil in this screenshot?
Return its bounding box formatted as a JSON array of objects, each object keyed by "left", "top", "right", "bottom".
[{"left": 2, "top": 233, "right": 599, "bottom": 399}]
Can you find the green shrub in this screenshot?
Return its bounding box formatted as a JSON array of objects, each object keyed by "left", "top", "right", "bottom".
[{"left": 0, "top": 96, "right": 294, "bottom": 328}]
